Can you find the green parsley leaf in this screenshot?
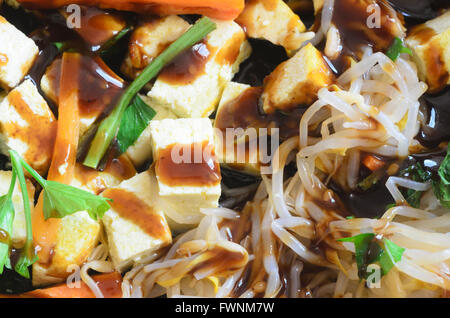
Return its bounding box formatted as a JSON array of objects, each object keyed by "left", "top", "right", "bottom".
[
  {"left": 346, "top": 216, "right": 355, "bottom": 220},
  {"left": 386, "top": 37, "right": 412, "bottom": 61},
  {"left": 338, "top": 233, "right": 378, "bottom": 278},
  {"left": 14, "top": 251, "right": 38, "bottom": 279},
  {"left": 438, "top": 147, "right": 450, "bottom": 186},
  {"left": 117, "top": 95, "right": 156, "bottom": 154},
  {"left": 0, "top": 191, "right": 15, "bottom": 274},
  {"left": 42, "top": 181, "right": 111, "bottom": 221},
  {"left": 338, "top": 234, "right": 405, "bottom": 279},
  {"left": 377, "top": 238, "right": 405, "bottom": 275},
  {"left": 398, "top": 162, "right": 431, "bottom": 208},
  {"left": 9, "top": 150, "right": 112, "bottom": 222},
  {"left": 432, "top": 147, "right": 450, "bottom": 208}
]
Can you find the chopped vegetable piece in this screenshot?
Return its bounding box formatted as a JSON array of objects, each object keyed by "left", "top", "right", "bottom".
[
  {"left": 32, "top": 52, "right": 82, "bottom": 265},
  {"left": 117, "top": 95, "right": 156, "bottom": 154},
  {"left": 0, "top": 170, "right": 16, "bottom": 274},
  {"left": 399, "top": 162, "right": 431, "bottom": 208},
  {"left": 16, "top": 0, "right": 245, "bottom": 20},
  {"left": 83, "top": 17, "right": 217, "bottom": 169},
  {"left": 22, "top": 272, "right": 123, "bottom": 298},
  {"left": 386, "top": 37, "right": 412, "bottom": 61},
  {"left": 362, "top": 155, "right": 386, "bottom": 171},
  {"left": 9, "top": 151, "right": 37, "bottom": 279},
  {"left": 432, "top": 147, "right": 450, "bottom": 208},
  {"left": 338, "top": 234, "right": 405, "bottom": 279},
  {"left": 378, "top": 238, "right": 405, "bottom": 275},
  {"left": 338, "top": 233, "right": 378, "bottom": 279}
]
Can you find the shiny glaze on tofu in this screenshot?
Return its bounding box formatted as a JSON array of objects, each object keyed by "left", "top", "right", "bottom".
[
  {"left": 41, "top": 54, "right": 125, "bottom": 136},
  {"left": 149, "top": 118, "right": 222, "bottom": 226},
  {"left": 0, "top": 15, "right": 38, "bottom": 89},
  {"left": 261, "top": 43, "right": 334, "bottom": 113},
  {"left": 102, "top": 170, "right": 172, "bottom": 271},
  {"left": 121, "top": 15, "right": 190, "bottom": 79},
  {"left": 236, "top": 0, "right": 309, "bottom": 51},
  {"left": 147, "top": 20, "right": 251, "bottom": 118},
  {"left": 0, "top": 79, "right": 57, "bottom": 175},
  {"left": 406, "top": 11, "right": 450, "bottom": 93}
]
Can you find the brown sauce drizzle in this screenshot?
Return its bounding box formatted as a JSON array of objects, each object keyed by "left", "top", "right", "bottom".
[
  {"left": 155, "top": 141, "right": 221, "bottom": 187},
  {"left": 423, "top": 38, "right": 449, "bottom": 93},
  {"left": 45, "top": 55, "right": 125, "bottom": 119},
  {"left": 158, "top": 41, "right": 211, "bottom": 85},
  {"left": 103, "top": 188, "right": 169, "bottom": 239},
  {"left": 5, "top": 90, "right": 57, "bottom": 173},
  {"left": 408, "top": 25, "right": 437, "bottom": 45},
  {"left": 332, "top": 0, "right": 399, "bottom": 53},
  {"left": 327, "top": 0, "right": 400, "bottom": 73},
  {"left": 215, "top": 32, "right": 245, "bottom": 66},
  {"left": 215, "top": 87, "right": 305, "bottom": 140},
  {"left": 70, "top": 6, "right": 126, "bottom": 50},
  {"left": 189, "top": 245, "right": 246, "bottom": 275},
  {"left": 75, "top": 154, "right": 136, "bottom": 194}
]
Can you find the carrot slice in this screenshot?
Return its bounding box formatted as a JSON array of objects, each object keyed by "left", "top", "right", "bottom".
[
  {"left": 32, "top": 52, "right": 81, "bottom": 265},
  {"left": 16, "top": 0, "right": 245, "bottom": 20},
  {"left": 2, "top": 272, "right": 123, "bottom": 298},
  {"left": 362, "top": 155, "right": 386, "bottom": 172}
]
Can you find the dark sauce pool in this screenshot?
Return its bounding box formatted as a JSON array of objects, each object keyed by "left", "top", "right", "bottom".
[{"left": 417, "top": 86, "right": 450, "bottom": 148}]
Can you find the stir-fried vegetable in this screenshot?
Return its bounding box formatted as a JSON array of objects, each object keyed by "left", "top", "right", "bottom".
[
  {"left": 3, "top": 150, "right": 112, "bottom": 278},
  {"left": 117, "top": 95, "right": 156, "bottom": 154},
  {"left": 432, "top": 147, "right": 450, "bottom": 208},
  {"left": 386, "top": 37, "right": 412, "bottom": 61},
  {"left": 83, "top": 17, "right": 217, "bottom": 169},
  {"left": 0, "top": 170, "right": 16, "bottom": 274},
  {"left": 338, "top": 233, "right": 405, "bottom": 279},
  {"left": 9, "top": 152, "right": 37, "bottom": 279},
  {"left": 16, "top": 0, "right": 245, "bottom": 20}
]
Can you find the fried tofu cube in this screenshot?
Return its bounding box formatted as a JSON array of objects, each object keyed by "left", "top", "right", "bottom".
[
  {"left": 121, "top": 15, "right": 190, "bottom": 79},
  {"left": 102, "top": 170, "right": 172, "bottom": 271},
  {"left": 0, "top": 79, "right": 57, "bottom": 175},
  {"left": 406, "top": 11, "right": 450, "bottom": 93},
  {"left": 235, "top": 0, "right": 311, "bottom": 51},
  {"left": 71, "top": 154, "right": 137, "bottom": 195},
  {"left": 32, "top": 157, "right": 136, "bottom": 285},
  {"left": 0, "top": 170, "right": 35, "bottom": 248},
  {"left": 0, "top": 15, "right": 38, "bottom": 90},
  {"left": 32, "top": 211, "right": 102, "bottom": 286},
  {"left": 214, "top": 82, "right": 261, "bottom": 176},
  {"left": 261, "top": 43, "right": 334, "bottom": 113},
  {"left": 41, "top": 56, "right": 124, "bottom": 137},
  {"left": 125, "top": 95, "right": 178, "bottom": 168},
  {"left": 149, "top": 118, "right": 221, "bottom": 225},
  {"left": 147, "top": 20, "right": 251, "bottom": 118}
]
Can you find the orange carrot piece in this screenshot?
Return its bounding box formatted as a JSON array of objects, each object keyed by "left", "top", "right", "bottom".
[
  {"left": 17, "top": 272, "right": 123, "bottom": 298},
  {"left": 32, "top": 52, "right": 81, "bottom": 265},
  {"left": 16, "top": 0, "right": 245, "bottom": 20},
  {"left": 362, "top": 155, "right": 386, "bottom": 172}
]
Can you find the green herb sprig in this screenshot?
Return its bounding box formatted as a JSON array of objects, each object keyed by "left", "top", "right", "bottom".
[
  {"left": 338, "top": 233, "right": 405, "bottom": 279},
  {"left": 0, "top": 150, "right": 113, "bottom": 278},
  {"left": 117, "top": 95, "right": 156, "bottom": 154},
  {"left": 386, "top": 37, "right": 412, "bottom": 61},
  {"left": 83, "top": 17, "right": 217, "bottom": 169}
]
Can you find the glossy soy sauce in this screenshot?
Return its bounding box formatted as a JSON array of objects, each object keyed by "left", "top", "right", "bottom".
[{"left": 418, "top": 87, "right": 450, "bottom": 148}]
